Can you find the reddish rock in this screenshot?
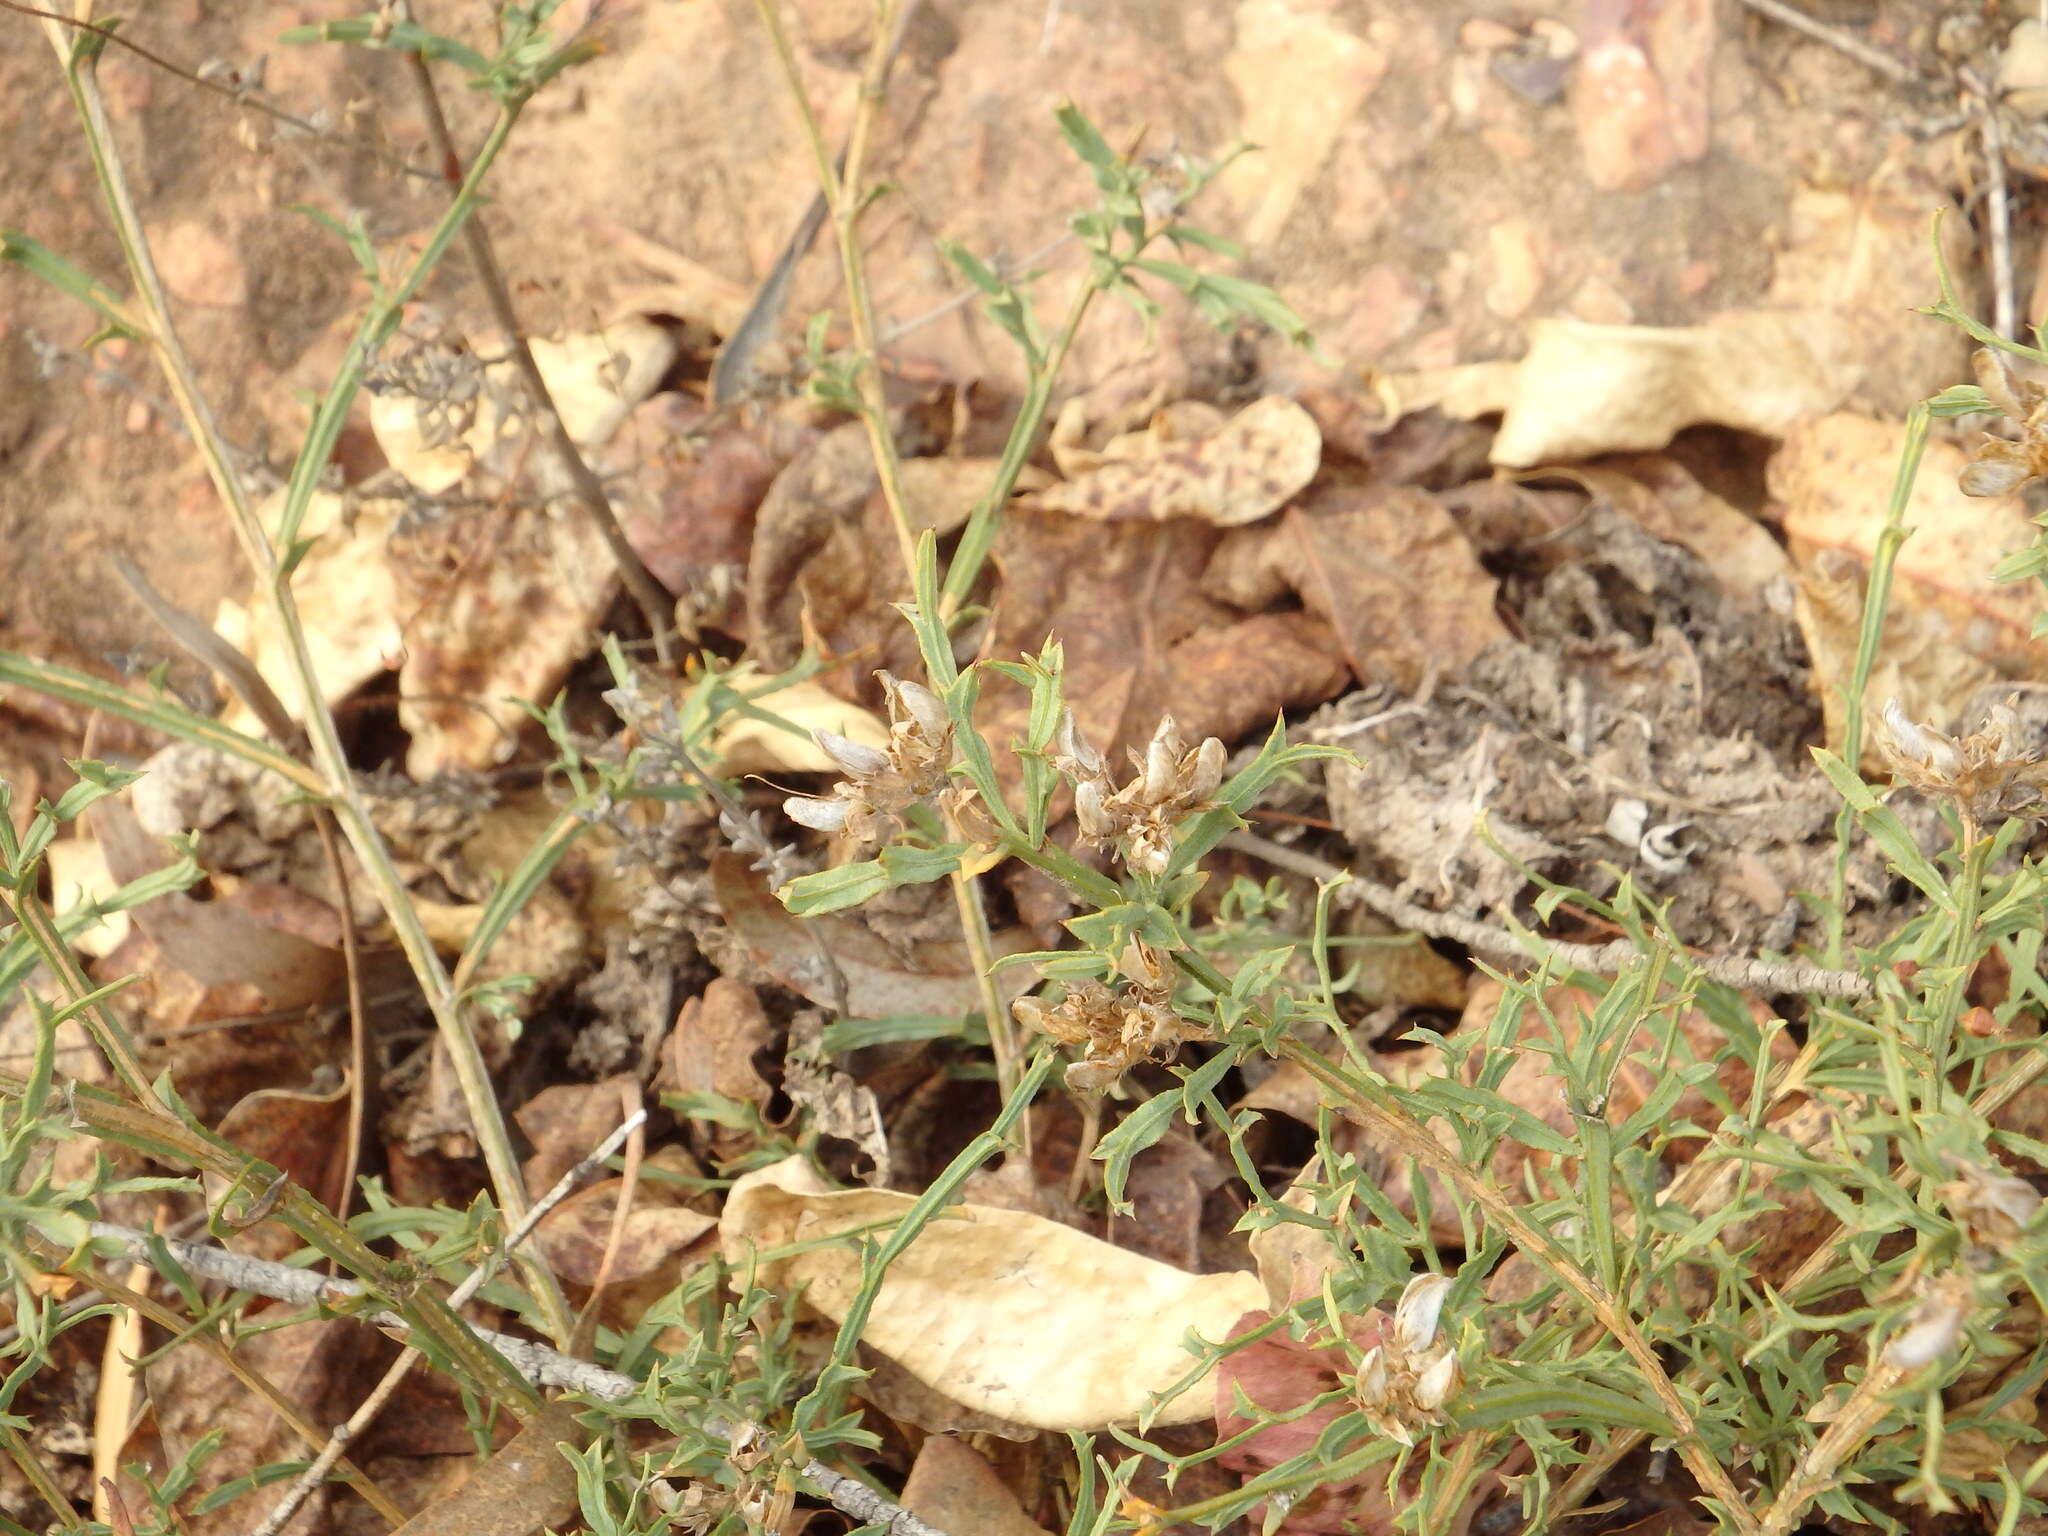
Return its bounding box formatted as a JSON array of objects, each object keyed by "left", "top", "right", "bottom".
[{"left": 146, "top": 219, "right": 247, "bottom": 308}]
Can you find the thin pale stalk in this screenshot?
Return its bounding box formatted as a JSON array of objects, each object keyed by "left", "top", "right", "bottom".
[
  {"left": 399, "top": 44, "right": 675, "bottom": 664},
  {"left": 0, "top": 1068, "right": 542, "bottom": 1413},
  {"left": 747, "top": 0, "right": 921, "bottom": 577},
  {"left": 940, "top": 275, "right": 1094, "bottom": 615},
  {"left": 0, "top": 882, "right": 160, "bottom": 1114},
  {"left": 0, "top": 1424, "right": 83, "bottom": 1533},
  {"left": 1827, "top": 403, "right": 1929, "bottom": 966},
  {"left": 1758, "top": 1359, "right": 1907, "bottom": 1535},
  {"left": 40, "top": 23, "right": 570, "bottom": 1347},
  {"left": 948, "top": 858, "right": 1022, "bottom": 1104},
  {"left": 748, "top": 1, "right": 1027, "bottom": 1140},
  {"left": 1420, "top": 1429, "right": 1495, "bottom": 1533}
]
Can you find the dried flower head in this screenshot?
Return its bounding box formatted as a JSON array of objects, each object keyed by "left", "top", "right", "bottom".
[
  {"left": 1938, "top": 1151, "right": 2043, "bottom": 1251},
  {"left": 1011, "top": 936, "right": 1210, "bottom": 1092},
  {"left": 1884, "top": 1272, "right": 1976, "bottom": 1370},
  {"left": 1959, "top": 348, "right": 2048, "bottom": 498},
  {"left": 1055, "top": 710, "right": 1226, "bottom": 875},
  {"left": 1348, "top": 1272, "right": 1465, "bottom": 1443},
  {"left": 783, "top": 672, "right": 954, "bottom": 850},
  {"left": 1878, "top": 697, "right": 2048, "bottom": 826}
]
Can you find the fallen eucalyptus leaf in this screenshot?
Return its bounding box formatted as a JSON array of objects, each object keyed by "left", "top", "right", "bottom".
[{"left": 720, "top": 1156, "right": 1264, "bottom": 1429}]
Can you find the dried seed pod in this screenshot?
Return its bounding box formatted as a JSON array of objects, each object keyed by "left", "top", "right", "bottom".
[
  {"left": 1117, "top": 936, "right": 1174, "bottom": 996},
  {"left": 1884, "top": 1274, "right": 1974, "bottom": 1369},
  {"left": 1881, "top": 699, "right": 1962, "bottom": 776},
  {"left": 1054, "top": 707, "right": 1105, "bottom": 777},
  {"left": 1939, "top": 1152, "right": 2042, "bottom": 1250},
  {"left": 1957, "top": 349, "right": 2048, "bottom": 499},
  {"left": 783, "top": 795, "right": 850, "bottom": 832},
  {"left": 1412, "top": 1349, "right": 1461, "bottom": 1413},
  {"left": 1878, "top": 696, "right": 2048, "bottom": 825},
  {"left": 814, "top": 730, "right": 891, "bottom": 779},
  {"left": 1186, "top": 735, "right": 1227, "bottom": 804},
  {"left": 1353, "top": 1347, "right": 1389, "bottom": 1408},
  {"left": 1074, "top": 777, "right": 1117, "bottom": 839},
  {"left": 1140, "top": 718, "right": 1185, "bottom": 804},
  {"left": 882, "top": 672, "right": 949, "bottom": 739},
  {"left": 1394, "top": 1273, "right": 1452, "bottom": 1353}
]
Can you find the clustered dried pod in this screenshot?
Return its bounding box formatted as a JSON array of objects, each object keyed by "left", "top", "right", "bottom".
[
  {"left": 1053, "top": 710, "right": 1227, "bottom": 876},
  {"left": 1884, "top": 1273, "right": 1978, "bottom": 1370},
  {"left": 1958, "top": 348, "right": 2048, "bottom": 498},
  {"left": 1878, "top": 697, "right": 2048, "bottom": 827},
  {"left": 783, "top": 673, "right": 952, "bottom": 849},
  {"left": 1938, "top": 1150, "right": 2043, "bottom": 1253},
  {"left": 1011, "top": 936, "right": 1210, "bottom": 1092},
  {"left": 1351, "top": 1274, "right": 1465, "bottom": 1444}
]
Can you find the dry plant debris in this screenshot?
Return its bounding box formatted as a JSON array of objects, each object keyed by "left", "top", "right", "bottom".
[{"left": 17, "top": 4, "right": 2048, "bottom": 1536}]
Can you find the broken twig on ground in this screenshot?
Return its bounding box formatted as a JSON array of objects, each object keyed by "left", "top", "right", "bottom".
[
  {"left": 1223, "top": 831, "right": 1875, "bottom": 1000},
  {"left": 248, "top": 1107, "right": 649, "bottom": 1536},
  {"left": 81, "top": 1188, "right": 955, "bottom": 1536},
  {"left": 1734, "top": 0, "right": 1925, "bottom": 88}
]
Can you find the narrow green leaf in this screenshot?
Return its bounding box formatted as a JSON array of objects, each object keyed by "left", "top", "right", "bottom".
[
  {"left": 1925, "top": 383, "right": 1997, "bottom": 418},
  {"left": 0, "top": 231, "right": 135, "bottom": 334},
  {"left": 1456, "top": 1378, "right": 1672, "bottom": 1436},
  {"left": 277, "top": 17, "right": 492, "bottom": 73},
  {"left": 777, "top": 843, "right": 969, "bottom": 917},
  {"left": 1812, "top": 749, "right": 1955, "bottom": 913},
  {"left": 819, "top": 1014, "right": 987, "bottom": 1052},
  {"left": 1055, "top": 101, "right": 1119, "bottom": 178},
  {"left": 1096, "top": 1047, "right": 1239, "bottom": 1214}
]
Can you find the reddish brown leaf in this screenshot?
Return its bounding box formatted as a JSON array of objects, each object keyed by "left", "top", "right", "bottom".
[
  {"left": 900, "top": 1435, "right": 1053, "bottom": 1536},
  {"left": 1207, "top": 484, "right": 1508, "bottom": 690}
]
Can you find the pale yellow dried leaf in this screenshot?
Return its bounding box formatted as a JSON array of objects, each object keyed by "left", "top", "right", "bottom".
[
  {"left": 720, "top": 1156, "right": 1264, "bottom": 1430},
  {"left": 46, "top": 834, "right": 127, "bottom": 958},
  {"left": 1033, "top": 396, "right": 1322, "bottom": 526},
  {"left": 213, "top": 492, "right": 403, "bottom": 731},
  {"left": 704, "top": 669, "right": 890, "bottom": 775},
  {"left": 1409, "top": 313, "right": 1852, "bottom": 467}
]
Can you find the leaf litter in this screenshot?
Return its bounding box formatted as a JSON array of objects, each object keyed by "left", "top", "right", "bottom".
[{"left": 14, "top": 3, "right": 2048, "bottom": 1535}]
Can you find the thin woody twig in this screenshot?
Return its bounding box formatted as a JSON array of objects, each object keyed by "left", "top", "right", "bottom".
[
  {"left": 1222, "top": 831, "right": 1875, "bottom": 1001},
  {"left": 1, "top": 0, "right": 438, "bottom": 181},
  {"left": 82, "top": 1185, "right": 956, "bottom": 1536},
  {"left": 1734, "top": 0, "right": 1925, "bottom": 88},
  {"left": 1970, "top": 70, "right": 2019, "bottom": 343},
  {"left": 397, "top": 35, "right": 677, "bottom": 667},
  {"left": 568, "top": 1080, "right": 645, "bottom": 1358},
  {"left": 249, "top": 1107, "right": 646, "bottom": 1536},
  {"left": 108, "top": 554, "right": 375, "bottom": 1222}
]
